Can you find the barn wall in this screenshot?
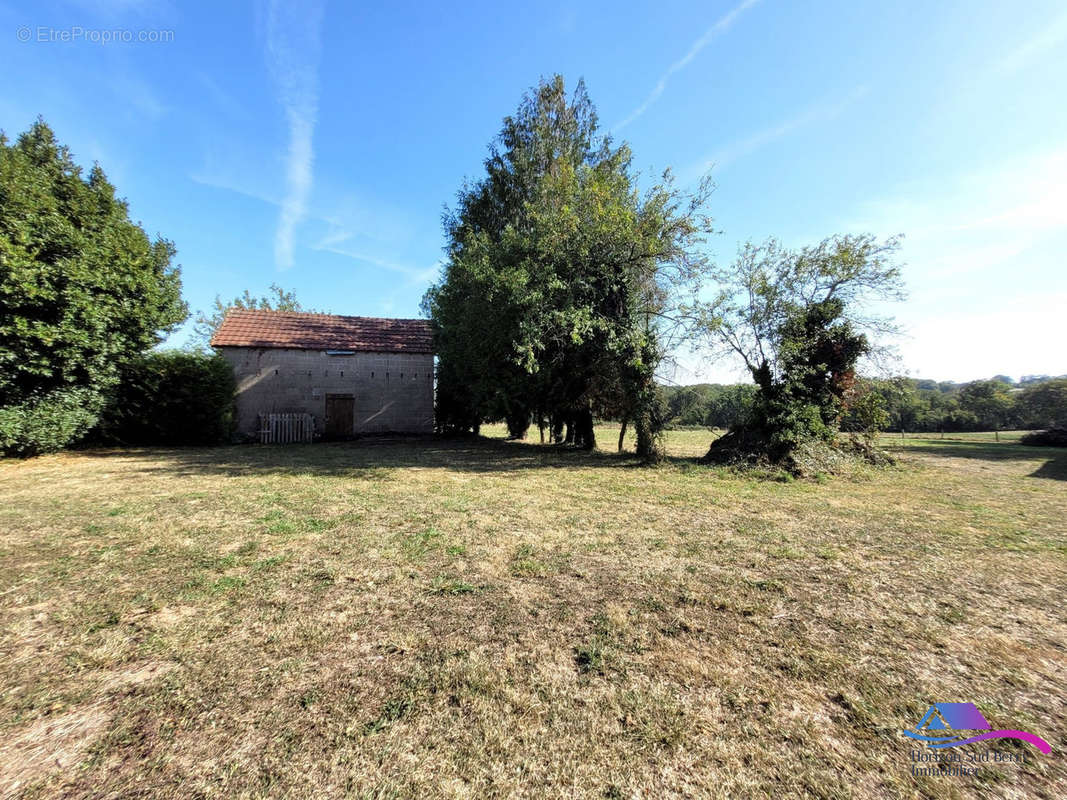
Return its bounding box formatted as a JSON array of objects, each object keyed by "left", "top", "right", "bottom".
[{"left": 217, "top": 347, "right": 434, "bottom": 436}]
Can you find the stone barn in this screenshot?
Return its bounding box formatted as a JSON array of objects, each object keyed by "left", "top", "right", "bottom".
[{"left": 211, "top": 310, "right": 434, "bottom": 438}]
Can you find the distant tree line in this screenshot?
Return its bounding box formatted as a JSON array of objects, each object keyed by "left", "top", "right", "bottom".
[
  {"left": 656, "top": 375, "right": 1067, "bottom": 434},
  {"left": 843, "top": 376, "right": 1067, "bottom": 435},
  {"left": 656, "top": 384, "right": 758, "bottom": 429}
]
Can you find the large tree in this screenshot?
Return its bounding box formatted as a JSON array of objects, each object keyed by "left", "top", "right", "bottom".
[
  {"left": 688, "top": 235, "right": 905, "bottom": 466},
  {"left": 0, "top": 120, "right": 186, "bottom": 455},
  {"left": 423, "top": 76, "right": 712, "bottom": 459}
]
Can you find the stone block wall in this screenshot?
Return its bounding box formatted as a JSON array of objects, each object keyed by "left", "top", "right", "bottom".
[{"left": 216, "top": 347, "right": 434, "bottom": 436}]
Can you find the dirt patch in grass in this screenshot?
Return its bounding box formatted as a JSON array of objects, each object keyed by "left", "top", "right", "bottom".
[
  {"left": 0, "top": 659, "right": 178, "bottom": 795},
  {"left": 0, "top": 704, "right": 111, "bottom": 797},
  {"left": 96, "top": 660, "right": 178, "bottom": 694}
]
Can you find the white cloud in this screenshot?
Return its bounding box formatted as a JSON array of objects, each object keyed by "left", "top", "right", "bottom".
[
  {"left": 314, "top": 239, "right": 443, "bottom": 287},
  {"left": 955, "top": 152, "right": 1067, "bottom": 233},
  {"left": 996, "top": 9, "right": 1067, "bottom": 74},
  {"left": 190, "top": 166, "right": 432, "bottom": 288},
  {"left": 614, "top": 0, "right": 761, "bottom": 131},
  {"left": 263, "top": 0, "right": 324, "bottom": 271},
  {"left": 189, "top": 169, "right": 280, "bottom": 207},
  {"left": 898, "top": 293, "right": 1067, "bottom": 382},
  {"left": 852, "top": 147, "right": 1067, "bottom": 241},
  {"left": 190, "top": 168, "right": 416, "bottom": 247},
  {"left": 688, "top": 85, "right": 868, "bottom": 177}
]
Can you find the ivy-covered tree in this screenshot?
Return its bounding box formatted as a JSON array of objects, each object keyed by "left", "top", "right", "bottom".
[
  {"left": 0, "top": 120, "right": 186, "bottom": 456},
  {"left": 423, "top": 76, "right": 712, "bottom": 460},
  {"left": 688, "top": 235, "right": 905, "bottom": 468}
]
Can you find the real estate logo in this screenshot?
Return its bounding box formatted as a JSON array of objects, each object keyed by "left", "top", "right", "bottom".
[{"left": 904, "top": 702, "right": 1051, "bottom": 753}]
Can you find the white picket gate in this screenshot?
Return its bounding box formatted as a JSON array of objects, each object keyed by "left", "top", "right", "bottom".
[{"left": 258, "top": 413, "right": 315, "bottom": 444}]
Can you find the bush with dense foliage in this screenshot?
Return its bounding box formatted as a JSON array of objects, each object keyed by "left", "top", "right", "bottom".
[
  {"left": 840, "top": 379, "right": 891, "bottom": 445},
  {"left": 0, "top": 120, "right": 186, "bottom": 456},
  {"left": 1017, "top": 378, "right": 1067, "bottom": 429},
  {"left": 90, "top": 351, "right": 235, "bottom": 446},
  {"left": 0, "top": 388, "right": 101, "bottom": 457},
  {"left": 1020, "top": 428, "right": 1067, "bottom": 447}
]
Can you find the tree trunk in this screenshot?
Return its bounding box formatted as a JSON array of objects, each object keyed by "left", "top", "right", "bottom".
[
  {"left": 576, "top": 406, "right": 595, "bottom": 450},
  {"left": 635, "top": 415, "right": 661, "bottom": 462},
  {"left": 505, "top": 407, "right": 530, "bottom": 440},
  {"left": 618, "top": 416, "right": 629, "bottom": 452},
  {"left": 632, "top": 363, "right": 663, "bottom": 463}
]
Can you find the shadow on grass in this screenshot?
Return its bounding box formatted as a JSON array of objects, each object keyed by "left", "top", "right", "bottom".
[
  {"left": 892, "top": 439, "right": 1067, "bottom": 481},
  {"left": 72, "top": 435, "right": 650, "bottom": 478}
]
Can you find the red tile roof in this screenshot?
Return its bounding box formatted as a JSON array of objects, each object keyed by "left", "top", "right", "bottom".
[{"left": 211, "top": 310, "right": 434, "bottom": 353}]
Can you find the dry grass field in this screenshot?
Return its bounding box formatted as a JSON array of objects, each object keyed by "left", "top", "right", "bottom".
[{"left": 0, "top": 427, "right": 1064, "bottom": 799}]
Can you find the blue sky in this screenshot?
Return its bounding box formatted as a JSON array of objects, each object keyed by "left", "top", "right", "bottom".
[{"left": 2, "top": 0, "right": 1065, "bottom": 383}]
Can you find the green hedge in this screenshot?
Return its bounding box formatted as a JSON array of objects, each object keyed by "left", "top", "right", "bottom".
[{"left": 91, "top": 351, "right": 235, "bottom": 446}]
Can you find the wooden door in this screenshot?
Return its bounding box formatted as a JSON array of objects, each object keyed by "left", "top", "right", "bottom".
[{"left": 325, "top": 394, "right": 354, "bottom": 438}]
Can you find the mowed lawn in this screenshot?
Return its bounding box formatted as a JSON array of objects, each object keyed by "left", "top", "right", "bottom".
[{"left": 0, "top": 428, "right": 1064, "bottom": 799}]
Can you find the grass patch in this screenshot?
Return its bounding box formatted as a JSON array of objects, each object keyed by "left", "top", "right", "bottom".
[
  {"left": 398, "top": 526, "right": 442, "bottom": 560},
  {"left": 209, "top": 575, "right": 246, "bottom": 594},
  {"left": 509, "top": 543, "right": 549, "bottom": 577},
  {"left": 428, "top": 575, "right": 481, "bottom": 595},
  {"left": 0, "top": 428, "right": 1063, "bottom": 797}
]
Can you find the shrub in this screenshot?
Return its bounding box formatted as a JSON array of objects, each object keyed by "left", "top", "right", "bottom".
[
  {"left": 0, "top": 388, "right": 102, "bottom": 457},
  {"left": 90, "top": 351, "right": 235, "bottom": 446},
  {"left": 1020, "top": 428, "right": 1067, "bottom": 447}
]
